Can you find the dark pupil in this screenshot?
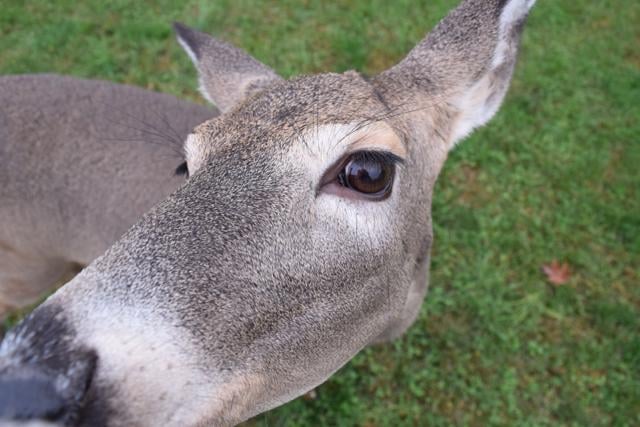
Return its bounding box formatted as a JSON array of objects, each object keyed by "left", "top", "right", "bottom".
[{"left": 345, "top": 158, "right": 391, "bottom": 194}]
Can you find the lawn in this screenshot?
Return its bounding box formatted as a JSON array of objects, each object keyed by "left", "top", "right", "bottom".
[{"left": 1, "top": 0, "right": 639, "bottom": 425}]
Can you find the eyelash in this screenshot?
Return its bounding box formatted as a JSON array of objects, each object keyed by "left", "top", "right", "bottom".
[{"left": 343, "top": 150, "right": 404, "bottom": 167}]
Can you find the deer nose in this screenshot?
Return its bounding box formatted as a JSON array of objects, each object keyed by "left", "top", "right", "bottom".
[
  {"left": 0, "top": 359, "right": 95, "bottom": 424},
  {"left": 0, "top": 369, "right": 65, "bottom": 421}
]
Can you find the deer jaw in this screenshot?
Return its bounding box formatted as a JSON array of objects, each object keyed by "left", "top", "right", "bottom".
[{"left": 0, "top": 0, "right": 536, "bottom": 425}]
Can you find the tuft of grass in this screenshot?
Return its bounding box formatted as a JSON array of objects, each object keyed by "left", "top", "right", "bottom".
[{"left": 2, "top": 0, "right": 638, "bottom": 425}]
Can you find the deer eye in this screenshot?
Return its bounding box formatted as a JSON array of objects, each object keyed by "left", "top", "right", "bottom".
[
  {"left": 321, "top": 151, "right": 402, "bottom": 201},
  {"left": 175, "top": 161, "right": 189, "bottom": 178}
]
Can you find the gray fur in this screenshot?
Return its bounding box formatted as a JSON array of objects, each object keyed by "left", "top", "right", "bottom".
[
  {"left": 0, "top": 74, "right": 216, "bottom": 316},
  {"left": 0, "top": 0, "right": 536, "bottom": 425},
  {"left": 174, "top": 22, "right": 283, "bottom": 113}
]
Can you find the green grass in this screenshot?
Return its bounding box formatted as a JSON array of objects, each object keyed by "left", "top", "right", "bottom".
[{"left": 2, "top": 0, "right": 639, "bottom": 425}]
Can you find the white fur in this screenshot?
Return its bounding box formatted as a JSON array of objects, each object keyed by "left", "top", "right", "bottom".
[
  {"left": 450, "top": 0, "right": 536, "bottom": 148},
  {"left": 492, "top": 0, "right": 537, "bottom": 68},
  {"left": 63, "top": 298, "right": 218, "bottom": 424},
  {"left": 289, "top": 123, "right": 401, "bottom": 245},
  {"left": 293, "top": 123, "right": 358, "bottom": 177},
  {"left": 197, "top": 77, "right": 216, "bottom": 106},
  {"left": 48, "top": 273, "right": 266, "bottom": 426},
  {"left": 176, "top": 34, "right": 198, "bottom": 65},
  {"left": 450, "top": 75, "right": 501, "bottom": 144},
  {"left": 292, "top": 122, "right": 404, "bottom": 180},
  {"left": 184, "top": 132, "right": 207, "bottom": 174},
  {"left": 316, "top": 193, "right": 397, "bottom": 243},
  {"left": 176, "top": 36, "right": 216, "bottom": 106}
]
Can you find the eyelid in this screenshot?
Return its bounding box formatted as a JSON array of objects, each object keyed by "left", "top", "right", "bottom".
[{"left": 346, "top": 122, "right": 407, "bottom": 159}]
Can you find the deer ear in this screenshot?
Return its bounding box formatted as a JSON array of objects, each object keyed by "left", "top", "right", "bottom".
[
  {"left": 173, "top": 22, "right": 283, "bottom": 113},
  {"left": 376, "top": 0, "right": 536, "bottom": 149}
]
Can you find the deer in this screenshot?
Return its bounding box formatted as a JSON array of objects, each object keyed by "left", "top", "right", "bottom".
[
  {"left": 0, "top": 0, "right": 536, "bottom": 425},
  {"left": 0, "top": 74, "right": 216, "bottom": 319}
]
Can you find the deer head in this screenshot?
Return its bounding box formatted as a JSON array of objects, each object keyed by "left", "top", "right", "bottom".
[{"left": 0, "top": 0, "right": 536, "bottom": 425}]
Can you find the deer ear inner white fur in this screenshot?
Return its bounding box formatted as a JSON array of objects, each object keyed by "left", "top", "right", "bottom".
[
  {"left": 375, "top": 0, "right": 536, "bottom": 150},
  {"left": 449, "top": 0, "right": 537, "bottom": 148}
]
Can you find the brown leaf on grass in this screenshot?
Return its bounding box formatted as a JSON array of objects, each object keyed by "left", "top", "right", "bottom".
[
  {"left": 542, "top": 260, "right": 571, "bottom": 285},
  {"left": 302, "top": 389, "right": 317, "bottom": 401}
]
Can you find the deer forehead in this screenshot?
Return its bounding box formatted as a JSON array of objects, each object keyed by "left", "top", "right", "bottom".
[{"left": 182, "top": 71, "right": 400, "bottom": 170}]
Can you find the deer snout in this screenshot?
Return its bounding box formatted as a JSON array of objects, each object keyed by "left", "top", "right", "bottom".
[
  {"left": 0, "top": 366, "right": 67, "bottom": 422},
  {"left": 0, "top": 306, "right": 97, "bottom": 426},
  {"left": 0, "top": 358, "right": 95, "bottom": 425}
]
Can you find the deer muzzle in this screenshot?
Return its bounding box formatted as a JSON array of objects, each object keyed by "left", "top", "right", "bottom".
[{"left": 0, "top": 306, "right": 97, "bottom": 426}]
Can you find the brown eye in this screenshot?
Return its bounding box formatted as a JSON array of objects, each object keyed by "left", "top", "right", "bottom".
[{"left": 337, "top": 151, "right": 398, "bottom": 200}]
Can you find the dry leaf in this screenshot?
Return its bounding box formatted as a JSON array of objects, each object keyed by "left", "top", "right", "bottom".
[
  {"left": 303, "top": 389, "right": 317, "bottom": 400},
  {"left": 542, "top": 260, "right": 571, "bottom": 285}
]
